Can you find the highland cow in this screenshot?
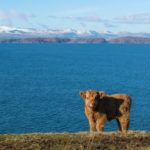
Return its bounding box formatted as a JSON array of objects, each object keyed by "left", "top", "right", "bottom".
[{"left": 80, "top": 90, "right": 131, "bottom": 134}]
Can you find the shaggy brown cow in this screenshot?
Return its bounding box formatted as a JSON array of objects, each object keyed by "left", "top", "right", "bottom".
[{"left": 80, "top": 90, "right": 131, "bottom": 134}]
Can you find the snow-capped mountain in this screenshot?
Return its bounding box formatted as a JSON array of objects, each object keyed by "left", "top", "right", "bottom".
[
  {"left": 0, "top": 26, "right": 38, "bottom": 39},
  {"left": 0, "top": 26, "right": 117, "bottom": 39},
  {"left": 0, "top": 26, "right": 150, "bottom": 39}
]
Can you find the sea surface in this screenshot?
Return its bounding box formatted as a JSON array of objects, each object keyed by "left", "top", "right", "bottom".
[{"left": 0, "top": 43, "right": 150, "bottom": 134}]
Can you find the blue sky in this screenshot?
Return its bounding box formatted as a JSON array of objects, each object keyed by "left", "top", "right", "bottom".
[{"left": 0, "top": 0, "right": 150, "bottom": 33}]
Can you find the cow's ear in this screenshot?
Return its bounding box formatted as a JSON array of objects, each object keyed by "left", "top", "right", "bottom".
[
  {"left": 98, "top": 91, "right": 105, "bottom": 98},
  {"left": 80, "top": 91, "right": 86, "bottom": 99}
]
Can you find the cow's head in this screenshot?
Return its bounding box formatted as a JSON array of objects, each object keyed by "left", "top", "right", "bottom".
[{"left": 80, "top": 90, "right": 105, "bottom": 110}]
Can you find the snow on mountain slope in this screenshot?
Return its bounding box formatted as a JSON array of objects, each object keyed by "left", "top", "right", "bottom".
[{"left": 0, "top": 26, "right": 150, "bottom": 39}]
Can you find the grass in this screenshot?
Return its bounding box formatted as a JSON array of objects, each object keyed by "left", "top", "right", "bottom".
[{"left": 0, "top": 131, "right": 150, "bottom": 150}]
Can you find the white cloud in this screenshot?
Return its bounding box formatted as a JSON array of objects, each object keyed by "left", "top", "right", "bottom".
[
  {"left": 0, "top": 9, "right": 35, "bottom": 23},
  {"left": 48, "top": 15, "right": 102, "bottom": 22},
  {"left": 48, "top": 15, "right": 115, "bottom": 28},
  {"left": 115, "top": 13, "right": 150, "bottom": 24},
  {"left": 0, "top": 10, "right": 7, "bottom": 19}
]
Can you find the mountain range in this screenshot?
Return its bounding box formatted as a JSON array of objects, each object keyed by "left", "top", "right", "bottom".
[{"left": 0, "top": 26, "right": 150, "bottom": 43}]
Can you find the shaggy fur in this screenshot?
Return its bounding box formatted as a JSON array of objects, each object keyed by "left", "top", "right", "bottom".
[{"left": 80, "top": 90, "right": 131, "bottom": 134}]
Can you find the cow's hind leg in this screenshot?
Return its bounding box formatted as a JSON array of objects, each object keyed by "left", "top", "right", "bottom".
[
  {"left": 118, "top": 117, "right": 129, "bottom": 132},
  {"left": 116, "top": 119, "right": 121, "bottom": 131}
]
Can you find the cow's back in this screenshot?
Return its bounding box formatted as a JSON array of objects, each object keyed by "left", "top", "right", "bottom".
[
  {"left": 110, "top": 94, "right": 131, "bottom": 107},
  {"left": 98, "top": 94, "right": 131, "bottom": 120}
]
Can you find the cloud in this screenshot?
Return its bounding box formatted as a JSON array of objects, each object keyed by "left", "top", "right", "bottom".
[
  {"left": 49, "top": 15, "right": 102, "bottom": 22},
  {"left": 48, "top": 15, "right": 115, "bottom": 28},
  {"left": 79, "top": 22, "right": 87, "bottom": 28},
  {"left": 36, "top": 22, "right": 50, "bottom": 30},
  {"left": 115, "top": 13, "right": 150, "bottom": 24},
  {"left": 0, "top": 9, "right": 35, "bottom": 25}
]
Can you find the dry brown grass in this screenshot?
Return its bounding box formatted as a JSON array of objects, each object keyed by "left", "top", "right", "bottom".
[{"left": 0, "top": 131, "right": 150, "bottom": 150}]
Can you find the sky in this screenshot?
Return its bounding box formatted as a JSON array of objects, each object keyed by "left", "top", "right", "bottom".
[{"left": 0, "top": 0, "right": 150, "bottom": 33}]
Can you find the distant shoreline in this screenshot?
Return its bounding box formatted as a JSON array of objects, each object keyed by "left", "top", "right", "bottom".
[{"left": 1, "top": 36, "right": 150, "bottom": 44}]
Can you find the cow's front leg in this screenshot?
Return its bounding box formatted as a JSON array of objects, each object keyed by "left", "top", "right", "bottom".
[
  {"left": 88, "top": 118, "right": 95, "bottom": 135},
  {"left": 96, "top": 116, "right": 107, "bottom": 133}
]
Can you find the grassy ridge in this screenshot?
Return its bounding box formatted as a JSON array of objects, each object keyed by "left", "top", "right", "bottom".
[{"left": 0, "top": 131, "right": 150, "bottom": 150}]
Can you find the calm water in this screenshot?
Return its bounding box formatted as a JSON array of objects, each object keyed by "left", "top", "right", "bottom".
[{"left": 0, "top": 43, "right": 150, "bottom": 134}]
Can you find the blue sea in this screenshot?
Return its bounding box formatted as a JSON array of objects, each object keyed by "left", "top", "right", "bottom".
[{"left": 0, "top": 43, "right": 150, "bottom": 134}]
